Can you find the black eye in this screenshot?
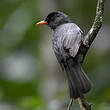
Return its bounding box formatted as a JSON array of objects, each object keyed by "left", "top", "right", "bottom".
[
  {"left": 50, "top": 17, "right": 54, "bottom": 21},
  {"left": 45, "top": 16, "right": 54, "bottom": 22}
]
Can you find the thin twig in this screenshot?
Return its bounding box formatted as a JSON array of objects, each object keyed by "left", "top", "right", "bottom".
[{"left": 67, "top": 99, "right": 73, "bottom": 110}]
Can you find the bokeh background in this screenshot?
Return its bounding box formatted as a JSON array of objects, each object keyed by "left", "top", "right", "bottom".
[{"left": 0, "top": 0, "right": 110, "bottom": 110}]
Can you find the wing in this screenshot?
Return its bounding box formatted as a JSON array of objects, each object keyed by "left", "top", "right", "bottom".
[
  {"left": 52, "top": 37, "right": 65, "bottom": 71},
  {"left": 52, "top": 23, "right": 83, "bottom": 71},
  {"left": 63, "top": 27, "right": 82, "bottom": 57}
]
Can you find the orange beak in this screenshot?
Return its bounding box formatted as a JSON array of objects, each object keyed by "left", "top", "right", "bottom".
[{"left": 36, "top": 20, "right": 48, "bottom": 26}]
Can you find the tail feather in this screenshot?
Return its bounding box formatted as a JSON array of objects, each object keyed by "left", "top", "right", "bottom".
[{"left": 64, "top": 58, "right": 92, "bottom": 99}]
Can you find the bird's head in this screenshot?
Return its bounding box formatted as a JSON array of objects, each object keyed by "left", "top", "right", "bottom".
[{"left": 36, "top": 11, "right": 71, "bottom": 30}]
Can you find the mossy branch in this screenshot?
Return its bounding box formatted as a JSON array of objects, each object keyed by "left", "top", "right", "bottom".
[
  {"left": 80, "top": 0, "right": 105, "bottom": 64},
  {"left": 83, "top": 0, "right": 105, "bottom": 47},
  {"left": 77, "top": 0, "right": 105, "bottom": 110},
  {"left": 78, "top": 97, "right": 92, "bottom": 110}
]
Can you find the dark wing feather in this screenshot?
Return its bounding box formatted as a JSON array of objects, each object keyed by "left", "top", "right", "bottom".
[
  {"left": 52, "top": 36, "right": 65, "bottom": 71},
  {"left": 63, "top": 30, "right": 82, "bottom": 57},
  {"left": 52, "top": 23, "right": 83, "bottom": 70}
]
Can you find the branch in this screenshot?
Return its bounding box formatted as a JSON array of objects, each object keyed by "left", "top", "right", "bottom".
[
  {"left": 78, "top": 97, "right": 92, "bottom": 110},
  {"left": 78, "top": 0, "right": 105, "bottom": 110},
  {"left": 83, "top": 0, "right": 105, "bottom": 47},
  {"left": 79, "top": 0, "right": 105, "bottom": 63},
  {"left": 67, "top": 99, "right": 73, "bottom": 110}
]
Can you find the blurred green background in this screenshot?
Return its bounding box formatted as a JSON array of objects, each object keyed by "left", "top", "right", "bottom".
[{"left": 0, "top": 0, "right": 110, "bottom": 110}]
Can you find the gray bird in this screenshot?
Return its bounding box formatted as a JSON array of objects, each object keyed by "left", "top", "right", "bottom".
[{"left": 36, "top": 11, "right": 92, "bottom": 100}]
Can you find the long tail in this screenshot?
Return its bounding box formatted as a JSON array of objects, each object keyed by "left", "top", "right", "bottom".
[{"left": 64, "top": 58, "right": 92, "bottom": 99}]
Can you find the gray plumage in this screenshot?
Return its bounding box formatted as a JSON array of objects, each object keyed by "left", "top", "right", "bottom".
[
  {"left": 44, "top": 11, "right": 92, "bottom": 99},
  {"left": 52, "top": 23, "right": 91, "bottom": 98},
  {"left": 53, "top": 23, "right": 82, "bottom": 58}
]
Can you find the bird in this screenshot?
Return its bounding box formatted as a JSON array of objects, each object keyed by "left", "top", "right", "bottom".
[{"left": 36, "top": 11, "right": 92, "bottom": 107}]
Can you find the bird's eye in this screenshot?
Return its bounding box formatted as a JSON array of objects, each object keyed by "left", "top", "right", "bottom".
[{"left": 50, "top": 17, "right": 55, "bottom": 21}]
